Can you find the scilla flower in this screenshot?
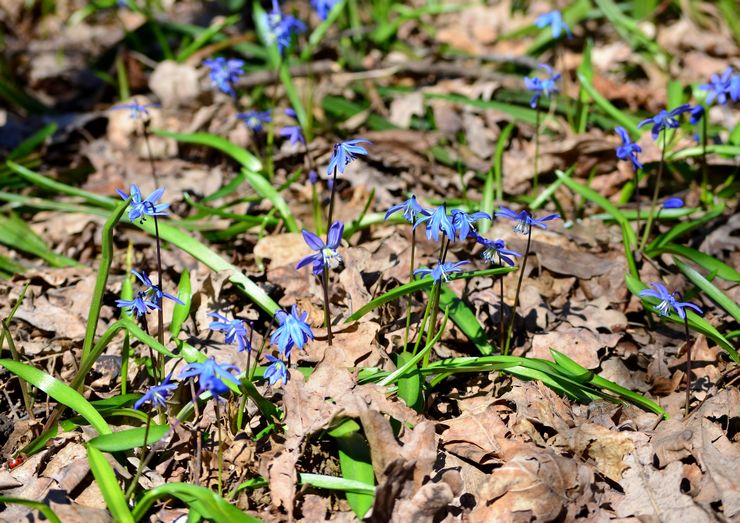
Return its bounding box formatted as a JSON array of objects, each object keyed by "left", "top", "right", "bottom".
[
  {"left": 662, "top": 197, "right": 684, "bottom": 209},
  {"left": 264, "top": 0, "right": 306, "bottom": 54},
  {"left": 451, "top": 209, "right": 491, "bottom": 241},
  {"left": 203, "top": 57, "right": 245, "bottom": 97},
  {"left": 495, "top": 207, "right": 560, "bottom": 235},
  {"left": 279, "top": 125, "right": 305, "bottom": 145},
  {"left": 133, "top": 374, "right": 177, "bottom": 410},
  {"left": 414, "top": 260, "right": 469, "bottom": 283},
  {"left": 689, "top": 105, "right": 704, "bottom": 126},
  {"left": 116, "top": 185, "right": 170, "bottom": 223},
  {"left": 414, "top": 205, "right": 455, "bottom": 242},
  {"left": 638, "top": 105, "right": 692, "bottom": 140},
  {"left": 327, "top": 139, "right": 371, "bottom": 176},
  {"left": 476, "top": 237, "right": 521, "bottom": 266},
  {"left": 311, "top": 0, "right": 339, "bottom": 20},
  {"left": 132, "top": 270, "right": 184, "bottom": 307},
  {"left": 615, "top": 126, "right": 642, "bottom": 171},
  {"left": 237, "top": 110, "right": 272, "bottom": 132},
  {"left": 179, "top": 358, "right": 241, "bottom": 396},
  {"left": 296, "top": 221, "right": 344, "bottom": 275},
  {"left": 699, "top": 67, "right": 733, "bottom": 106},
  {"left": 264, "top": 354, "right": 288, "bottom": 385},
  {"left": 534, "top": 10, "right": 571, "bottom": 39},
  {"left": 116, "top": 291, "right": 159, "bottom": 317},
  {"left": 524, "top": 65, "right": 560, "bottom": 109},
  {"left": 271, "top": 305, "right": 314, "bottom": 356},
  {"left": 111, "top": 101, "right": 159, "bottom": 120},
  {"left": 209, "top": 312, "right": 251, "bottom": 353},
  {"left": 638, "top": 283, "right": 703, "bottom": 320},
  {"left": 385, "top": 195, "right": 425, "bottom": 223}
]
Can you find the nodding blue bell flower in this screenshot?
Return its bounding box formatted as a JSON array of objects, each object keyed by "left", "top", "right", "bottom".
[
  {"left": 237, "top": 110, "right": 272, "bottom": 132},
  {"left": 179, "top": 358, "right": 241, "bottom": 397},
  {"left": 385, "top": 195, "right": 425, "bottom": 223},
  {"left": 450, "top": 209, "right": 491, "bottom": 241},
  {"left": 638, "top": 283, "right": 703, "bottom": 320},
  {"left": 116, "top": 185, "right": 170, "bottom": 223},
  {"left": 414, "top": 260, "right": 470, "bottom": 283},
  {"left": 209, "top": 312, "right": 251, "bottom": 353},
  {"left": 270, "top": 305, "right": 314, "bottom": 357},
  {"left": 414, "top": 205, "right": 456, "bottom": 243},
  {"left": 637, "top": 105, "right": 692, "bottom": 140},
  {"left": 327, "top": 139, "right": 371, "bottom": 176},
  {"left": 615, "top": 126, "right": 643, "bottom": 171},
  {"left": 296, "top": 221, "right": 344, "bottom": 275},
  {"left": 264, "top": 354, "right": 288, "bottom": 385},
  {"left": 133, "top": 374, "right": 177, "bottom": 410},
  {"left": 534, "top": 10, "right": 572, "bottom": 39},
  {"left": 495, "top": 207, "right": 560, "bottom": 235},
  {"left": 524, "top": 65, "right": 560, "bottom": 109}
]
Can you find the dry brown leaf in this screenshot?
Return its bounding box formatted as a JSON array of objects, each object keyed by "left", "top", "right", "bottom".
[
  {"left": 530, "top": 327, "right": 620, "bottom": 370},
  {"left": 440, "top": 404, "right": 508, "bottom": 465},
  {"left": 567, "top": 423, "right": 634, "bottom": 481}
]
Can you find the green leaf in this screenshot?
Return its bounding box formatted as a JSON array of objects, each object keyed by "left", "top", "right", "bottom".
[
  {"left": 647, "top": 205, "right": 724, "bottom": 250},
  {"left": 482, "top": 122, "right": 515, "bottom": 229},
  {"left": 8, "top": 123, "right": 57, "bottom": 161},
  {"left": 300, "top": 473, "right": 376, "bottom": 495},
  {"left": 0, "top": 213, "right": 79, "bottom": 267},
  {"left": 241, "top": 168, "right": 299, "bottom": 232},
  {"left": 650, "top": 244, "right": 740, "bottom": 282},
  {"left": 132, "top": 483, "right": 262, "bottom": 522},
  {"left": 395, "top": 351, "right": 423, "bottom": 411},
  {"left": 674, "top": 257, "right": 740, "bottom": 323},
  {"left": 170, "top": 269, "right": 191, "bottom": 337},
  {"left": 0, "top": 359, "right": 111, "bottom": 435},
  {"left": 0, "top": 497, "right": 62, "bottom": 523},
  {"left": 175, "top": 15, "right": 240, "bottom": 62},
  {"left": 88, "top": 424, "right": 170, "bottom": 452},
  {"left": 300, "top": 0, "right": 348, "bottom": 60},
  {"left": 152, "top": 129, "right": 262, "bottom": 172},
  {"left": 87, "top": 446, "right": 134, "bottom": 523},
  {"left": 626, "top": 273, "right": 738, "bottom": 362},
  {"left": 555, "top": 170, "right": 637, "bottom": 246},
  {"left": 575, "top": 70, "right": 641, "bottom": 136},
  {"left": 438, "top": 285, "right": 496, "bottom": 356},
  {"left": 335, "top": 432, "right": 375, "bottom": 519}
]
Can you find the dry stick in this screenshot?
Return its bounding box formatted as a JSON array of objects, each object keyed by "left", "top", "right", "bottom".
[
  {"left": 639, "top": 131, "right": 667, "bottom": 252},
  {"left": 403, "top": 228, "right": 417, "bottom": 350},
  {"left": 504, "top": 225, "right": 533, "bottom": 356},
  {"left": 682, "top": 316, "right": 693, "bottom": 417}
]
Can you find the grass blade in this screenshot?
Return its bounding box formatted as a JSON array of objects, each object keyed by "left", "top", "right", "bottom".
[
  {"left": 152, "top": 129, "right": 262, "bottom": 172},
  {"left": 87, "top": 446, "right": 134, "bottom": 523},
  {"left": 0, "top": 359, "right": 111, "bottom": 434},
  {"left": 651, "top": 244, "right": 740, "bottom": 282},
  {"left": 438, "top": 285, "right": 496, "bottom": 356},
  {"left": 0, "top": 497, "right": 63, "bottom": 523},
  {"left": 335, "top": 432, "right": 375, "bottom": 519},
  {"left": 170, "top": 269, "right": 191, "bottom": 337},
  {"left": 674, "top": 257, "right": 740, "bottom": 323},
  {"left": 88, "top": 425, "right": 170, "bottom": 452}
]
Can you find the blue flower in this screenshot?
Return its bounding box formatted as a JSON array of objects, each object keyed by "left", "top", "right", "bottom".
[
  {"left": 524, "top": 65, "right": 560, "bottom": 109},
  {"left": 133, "top": 374, "right": 178, "bottom": 410},
  {"left": 311, "top": 0, "right": 339, "bottom": 20},
  {"left": 111, "top": 101, "right": 159, "bottom": 120},
  {"left": 237, "top": 110, "right": 272, "bottom": 132},
  {"left": 414, "top": 205, "right": 456, "bottom": 242},
  {"left": 279, "top": 125, "right": 305, "bottom": 145},
  {"left": 131, "top": 269, "right": 184, "bottom": 307},
  {"left": 638, "top": 282, "right": 703, "bottom": 320},
  {"left": 662, "top": 197, "right": 684, "bottom": 209},
  {"left": 264, "top": 0, "right": 307, "bottom": 54},
  {"left": 699, "top": 67, "right": 732, "bottom": 106},
  {"left": 731, "top": 74, "right": 740, "bottom": 102},
  {"left": 116, "top": 185, "right": 170, "bottom": 223},
  {"left": 475, "top": 236, "right": 521, "bottom": 266},
  {"left": 308, "top": 170, "right": 319, "bottom": 184},
  {"left": 450, "top": 209, "right": 491, "bottom": 241},
  {"left": 384, "top": 195, "right": 425, "bottom": 223},
  {"left": 495, "top": 207, "right": 560, "bottom": 235},
  {"left": 209, "top": 312, "right": 251, "bottom": 352},
  {"left": 179, "top": 358, "right": 241, "bottom": 396},
  {"left": 689, "top": 105, "right": 704, "bottom": 126},
  {"left": 327, "top": 139, "right": 371, "bottom": 176},
  {"left": 414, "top": 260, "right": 470, "bottom": 283},
  {"left": 534, "top": 10, "right": 572, "bottom": 39},
  {"left": 203, "top": 57, "right": 245, "bottom": 97},
  {"left": 297, "top": 221, "right": 344, "bottom": 275},
  {"left": 615, "top": 126, "right": 642, "bottom": 171},
  {"left": 116, "top": 291, "right": 159, "bottom": 317},
  {"left": 637, "top": 104, "right": 692, "bottom": 140},
  {"left": 264, "top": 354, "right": 288, "bottom": 385},
  {"left": 271, "top": 305, "right": 314, "bottom": 356},
  {"left": 285, "top": 107, "right": 298, "bottom": 119}
]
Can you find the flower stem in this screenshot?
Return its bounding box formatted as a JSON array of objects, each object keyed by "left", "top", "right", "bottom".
[
  {"left": 326, "top": 166, "right": 338, "bottom": 227},
  {"left": 639, "top": 131, "right": 667, "bottom": 252},
  {"left": 504, "top": 225, "right": 532, "bottom": 356},
  {"left": 683, "top": 316, "right": 693, "bottom": 417},
  {"left": 498, "top": 253, "right": 506, "bottom": 351},
  {"left": 215, "top": 400, "right": 223, "bottom": 496},
  {"left": 125, "top": 408, "right": 152, "bottom": 500},
  {"left": 403, "top": 228, "right": 417, "bottom": 350},
  {"left": 700, "top": 114, "right": 709, "bottom": 205},
  {"left": 153, "top": 215, "right": 165, "bottom": 380},
  {"left": 634, "top": 167, "right": 642, "bottom": 237},
  {"left": 189, "top": 379, "right": 201, "bottom": 486},
  {"left": 533, "top": 104, "right": 541, "bottom": 192},
  {"left": 412, "top": 284, "right": 436, "bottom": 357},
  {"left": 322, "top": 266, "right": 333, "bottom": 346}
]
